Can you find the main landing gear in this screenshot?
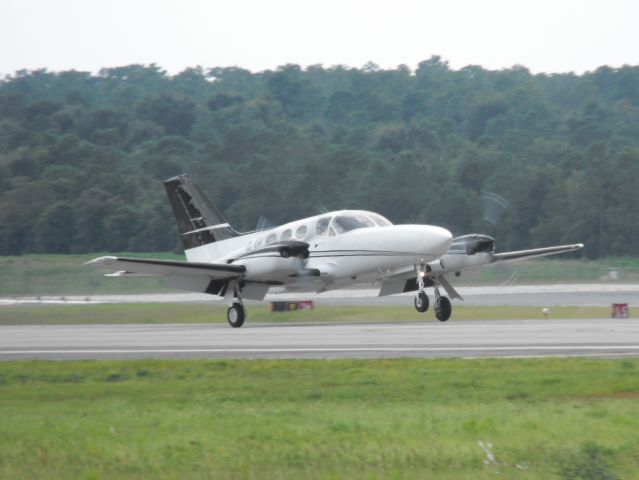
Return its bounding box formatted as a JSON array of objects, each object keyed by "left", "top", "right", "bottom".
[
  {"left": 227, "top": 302, "right": 245, "bottom": 328},
  {"left": 414, "top": 271, "right": 452, "bottom": 322},
  {"left": 225, "top": 283, "right": 246, "bottom": 328},
  {"left": 434, "top": 293, "right": 452, "bottom": 322}
]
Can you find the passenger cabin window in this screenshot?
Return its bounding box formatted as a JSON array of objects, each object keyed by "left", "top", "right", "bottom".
[
  {"left": 295, "top": 225, "right": 308, "bottom": 239},
  {"left": 315, "top": 217, "right": 330, "bottom": 236},
  {"left": 265, "top": 233, "right": 277, "bottom": 244},
  {"left": 332, "top": 214, "right": 375, "bottom": 234},
  {"left": 281, "top": 229, "right": 292, "bottom": 241}
]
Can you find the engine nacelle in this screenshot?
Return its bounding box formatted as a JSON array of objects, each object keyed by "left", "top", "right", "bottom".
[
  {"left": 275, "top": 241, "right": 310, "bottom": 259},
  {"left": 451, "top": 234, "right": 495, "bottom": 255},
  {"left": 228, "top": 240, "right": 310, "bottom": 280},
  {"left": 425, "top": 259, "right": 446, "bottom": 275},
  {"left": 239, "top": 255, "right": 302, "bottom": 280}
]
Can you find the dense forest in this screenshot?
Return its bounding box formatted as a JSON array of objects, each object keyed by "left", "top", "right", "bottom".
[{"left": 0, "top": 57, "right": 638, "bottom": 258}]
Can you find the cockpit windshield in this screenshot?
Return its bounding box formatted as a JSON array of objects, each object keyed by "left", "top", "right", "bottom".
[
  {"left": 367, "top": 213, "right": 393, "bottom": 227},
  {"left": 332, "top": 213, "right": 375, "bottom": 234}
]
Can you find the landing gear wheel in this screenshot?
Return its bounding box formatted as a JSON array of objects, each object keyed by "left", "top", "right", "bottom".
[
  {"left": 414, "top": 291, "right": 429, "bottom": 313},
  {"left": 435, "top": 297, "right": 452, "bottom": 322},
  {"left": 227, "top": 303, "right": 246, "bottom": 328}
]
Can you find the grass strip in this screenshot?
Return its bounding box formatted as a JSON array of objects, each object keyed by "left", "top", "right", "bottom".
[
  {"left": 1, "top": 358, "right": 638, "bottom": 479},
  {"left": 0, "top": 304, "right": 627, "bottom": 325}
]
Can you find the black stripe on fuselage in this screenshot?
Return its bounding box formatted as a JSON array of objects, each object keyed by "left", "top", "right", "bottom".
[
  {"left": 309, "top": 249, "right": 432, "bottom": 258},
  {"left": 116, "top": 257, "right": 247, "bottom": 274},
  {"left": 231, "top": 250, "right": 437, "bottom": 261}
]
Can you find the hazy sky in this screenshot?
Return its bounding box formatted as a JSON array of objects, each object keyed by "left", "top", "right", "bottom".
[{"left": 2, "top": 0, "right": 637, "bottom": 76}]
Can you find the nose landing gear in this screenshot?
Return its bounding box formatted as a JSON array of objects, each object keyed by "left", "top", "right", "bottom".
[
  {"left": 414, "top": 290, "right": 429, "bottom": 312},
  {"left": 414, "top": 270, "right": 430, "bottom": 313}
]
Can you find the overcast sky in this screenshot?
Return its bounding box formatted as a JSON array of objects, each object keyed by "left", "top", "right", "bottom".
[{"left": 2, "top": 0, "right": 637, "bottom": 76}]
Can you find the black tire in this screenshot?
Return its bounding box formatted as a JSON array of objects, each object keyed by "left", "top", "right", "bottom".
[
  {"left": 227, "top": 303, "right": 245, "bottom": 328},
  {"left": 435, "top": 297, "right": 452, "bottom": 322},
  {"left": 414, "top": 291, "right": 429, "bottom": 313}
]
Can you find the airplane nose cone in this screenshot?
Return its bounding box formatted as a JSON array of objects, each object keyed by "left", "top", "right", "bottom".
[
  {"left": 375, "top": 224, "right": 452, "bottom": 259},
  {"left": 348, "top": 224, "right": 452, "bottom": 262},
  {"left": 431, "top": 226, "right": 453, "bottom": 253}
]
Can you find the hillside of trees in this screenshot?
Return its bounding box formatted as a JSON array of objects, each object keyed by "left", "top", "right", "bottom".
[{"left": 0, "top": 57, "right": 638, "bottom": 258}]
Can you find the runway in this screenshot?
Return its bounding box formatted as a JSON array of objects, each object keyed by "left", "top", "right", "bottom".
[{"left": 1, "top": 318, "right": 638, "bottom": 360}]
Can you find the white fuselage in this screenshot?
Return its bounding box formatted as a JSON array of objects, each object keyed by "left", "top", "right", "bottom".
[{"left": 185, "top": 210, "right": 453, "bottom": 293}]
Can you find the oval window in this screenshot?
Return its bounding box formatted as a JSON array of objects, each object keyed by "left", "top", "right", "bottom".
[
  {"left": 265, "top": 233, "right": 277, "bottom": 244},
  {"left": 281, "top": 229, "right": 292, "bottom": 241},
  {"left": 295, "top": 225, "right": 308, "bottom": 239}
]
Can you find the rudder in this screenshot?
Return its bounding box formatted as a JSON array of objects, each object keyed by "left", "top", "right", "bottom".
[{"left": 163, "top": 174, "right": 239, "bottom": 249}]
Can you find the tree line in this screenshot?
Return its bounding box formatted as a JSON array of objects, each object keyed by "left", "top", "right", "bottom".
[{"left": 0, "top": 58, "right": 638, "bottom": 258}]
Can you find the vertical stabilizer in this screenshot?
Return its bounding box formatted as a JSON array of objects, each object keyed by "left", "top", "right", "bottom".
[{"left": 163, "top": 174, "right": 239, "bottom": 249}]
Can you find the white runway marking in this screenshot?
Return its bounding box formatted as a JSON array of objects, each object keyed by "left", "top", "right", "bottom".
[{"left": 2, "top": 345, "right": 639, "bottom": 356}]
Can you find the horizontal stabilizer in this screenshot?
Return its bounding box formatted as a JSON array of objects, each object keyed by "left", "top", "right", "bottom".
[
  {"left": 85, "top": 256, "right": 246, "bottom": 277},
  {"left": 104, "top": 270, "right": 155, "bottom": 278}
]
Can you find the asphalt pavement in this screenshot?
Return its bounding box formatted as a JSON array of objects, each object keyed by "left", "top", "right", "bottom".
[{"left": 1, "top": 318, "right": 638, "bottom": 360}]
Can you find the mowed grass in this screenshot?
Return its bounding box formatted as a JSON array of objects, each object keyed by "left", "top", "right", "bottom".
[
  {"left": 1, "top": 358, "right": 639, "bottom": 479},
  {"left": 0, "top": 303, "right": 628, "bottom": 325},
  {"left": 0, "top": 253, "right": 183, "bottom": 296}
]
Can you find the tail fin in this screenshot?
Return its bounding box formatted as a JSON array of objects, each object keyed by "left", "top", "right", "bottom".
[{"left": 164, "top": 174, "right": 239, "bottom": 249}]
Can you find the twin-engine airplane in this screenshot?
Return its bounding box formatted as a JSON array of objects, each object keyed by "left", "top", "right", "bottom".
[{"left": 87, "top": 175, "right": 583, "bottom": 327}]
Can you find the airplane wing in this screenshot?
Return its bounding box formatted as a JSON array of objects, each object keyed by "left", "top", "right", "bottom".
[
  {"left": 85, "top": 256, "right": 246, "bottom": 276},
  {"left": 85, "top": 256, "right": 254, "bottom": 297},
  {"left": 378, "top": 272, "right": 463, "bottom": 299},
  {"left": 378, "top": 242, "right": 583, "bottom": 298},
  {"left": 491, "top": 243, "right": 584, "bottom": 263}
]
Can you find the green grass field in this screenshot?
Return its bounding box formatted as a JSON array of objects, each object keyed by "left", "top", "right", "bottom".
[
  {"left": 0, "top": 253, "right": 184, "bottom": 296},
  {"left": 1, "top": 358, "right": 638, "bottom": 479},
  {"left": 0, "top": 303, "right": 629, "bottom": 326},
  {"left": 1, "top": 254, "right": 638, "bottom": 296}
]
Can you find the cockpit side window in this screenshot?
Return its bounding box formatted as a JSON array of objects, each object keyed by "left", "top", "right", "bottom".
[
  {"left": 332, "top": 214, "right": 375, "bottom": 234},
  {"left": 315, "top": 217, "right": 330, "bottom": 236}
]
